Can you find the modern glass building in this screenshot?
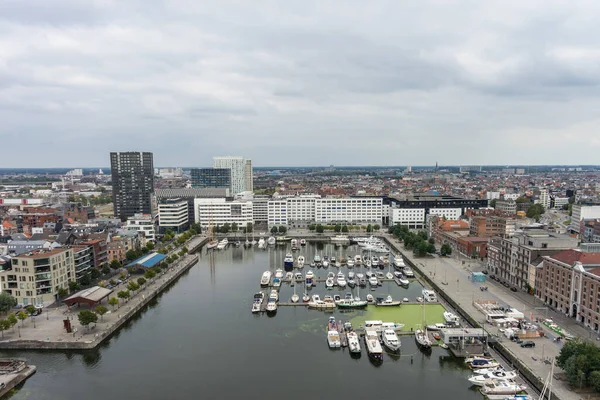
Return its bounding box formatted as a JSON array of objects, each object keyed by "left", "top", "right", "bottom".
[{"left": 190, "top": 168, "right": 231, "bottom": 189}]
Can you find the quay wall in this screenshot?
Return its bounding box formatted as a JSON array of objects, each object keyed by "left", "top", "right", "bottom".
[
  {"left": 0, "top": 255, "right": 199, "bottom": 351},
  {"left": 0, "top": 366, "right": 36, "bottom": 397},
  {"left": 379, "top": 236, "right": 559, "bottom": 400}
]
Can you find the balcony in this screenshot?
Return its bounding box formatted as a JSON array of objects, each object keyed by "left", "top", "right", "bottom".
[
  {"left": 36, "top": 281, "right": 52, "bottom": 289},
  {"left": 36, "top": 288, "right": 52, "bottom": 295},
  {"left": 7, "top": 282, "right": 17, "bottom": 289},
  {"left": 36, "top": 273, "right": 52, "bottom": 281},
  {"left": 35, "top": 266, "right": 51, "bottom": 273}
]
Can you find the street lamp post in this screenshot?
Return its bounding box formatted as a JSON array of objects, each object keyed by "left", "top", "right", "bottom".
[{"left": 18, "top": 326, "right": 21, "bottom": 338}]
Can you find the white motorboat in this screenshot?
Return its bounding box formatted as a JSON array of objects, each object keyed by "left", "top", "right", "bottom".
[
  {"left": 217, "top": 238, "right": 229, "bottom": 250},
  {"left": 294, "top": 272, "right": 303, "bottom": 282},
  {"left": 376, "top": 271, "right": 385, "bottom": 281},
  {"left": 251, "top": 292, "right": 264, "bottom": 313},
  {"left": 426, "top": 323, "right": 448, "bottom": 331},
  {"left": 327, "top": 331, "right": 341, "bottom": 348},
  {"left": 422, "top": 289, "right": 438, "bottom": 302},
  {"left": 326, "top": 277, "right": 334, "bottom": 289},
  {"left": 364, "top": 320, "right": 405, "bottom": 332},
  {"left": 415, "top": 329, "right": 432, "bottom": 349},
  {"left": 356, "top": 272, "right": 364, "bottom": 279},
  {"left": 291, "top": 239, "right": 298, "bottom": 247},
  {"left": 443, "top": 311, "right": 460, "bottom": 326},
  {"left": 366, "top": 294, "right": 375, "bottom": 303},
  {"left": 260, "top": 271, "right": 272, "bottom": 286},
  {"left": 403, "top": 266, "right": 415, "bottom": 277},
  {"left": 305, "top": 277, "right": 313, "bottom": 288},
  {"left": 354, "top": 255, "right": 362, "bottom": 265},
  {"left": 371, "top": 256, "right": 379, "bottom": 266},
  {"left": 368, "top": 276, "right": 378, "bottom": 287},
  {"left": 376, "top": 295, "right": 402, "bottom": 307},
  {"left": 347, "top": 259, "right": 355, "bottom": 268},
  {"left": 297, "top": 256, "right": 305, "bottom": 268},
  {"left": 347, "top": 331, "right": 361, "bottom": 354},
  {"left": 473, "top": 367, "right": 508, "bottom": 375},
  {"left": 336, "top": 272, "right": 347, "bottom": 288},
  {"left": 403, "top": 297, "right": 409, "bottom": 302},
  {"left": 468, "top": 370, "right": 518, "bottom": 387},
  {"left": 330, "top": 256, "right": 337, "bottom": 264},
  {"left": 285, "top": 271, "right": 293, "bottom": 281},
  {"left": 266, "top": 299, "right": 277, "bottom": 313},
  {"left": 305, "top": 270, "right": 314, "bottom": 280},
  {"left": 364, "top": 330, "right": 383, "bottom": 362},
  {"left": 269, "top": 289, "right": 279, "bottom": 302},
  {"left": 393, "top": 271, "right": 409, "bottom": 285},
  {"left": 322, "top": 259, "right": 329, "bottom": 268},
  {"left": 382, "top": 329, "right": 401, "bottom": 352},
  {"left": 300, "top": 239, "right": 306, "bottom": 246},
  {"left": 206, "top": 240, "right": 219, "bottom": 250},
  {"left": 386, "top": 271, "right": 394, "bottom": 280},
  {"left": 330, "top": 235, "right": 350, "bottom": 243},
  {"left": 291, "top": 293, "right": 299, "bottom": 303},
  {"left": 470, "top": 359, "right": 500, "bottom": 369},
  {"left": 393, "top": 256, "right": 405, "bottom": 268},
  {"left": 267, "top": 236, "right": 276, "bottom": 245},
  {"left": 347, "top": 276, "right": 356, "bottom": 288},
  {"left": 314, "top": 255, "right": 322, "bottom": 265},
  {"left": 348, "top": 271, "right": 355, "bottom": 279},
  {"left": 481, "top": 381, "right": 527, "bottom": 396},
  {"left": 309, "top": 297, "right": 336, "bottom": 310},
  {"left": 275, "top": 269, "right": 284, "bottom": 279},
  {"left": 284, "top": 253, "right": 294, "bottom": 268},
  {"left": 257, "top": 238, "right": 266, "bottom": 249},
  {"left": 273, "top": 277, "right": 281, "bottom": 288}
]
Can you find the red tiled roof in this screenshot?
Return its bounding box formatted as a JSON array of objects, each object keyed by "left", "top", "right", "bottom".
[
  {"left": 587, "top": 267, "right": 600, "bottom": 277},
  {"left": 550, "top": 249, "right": 600, "bottom": 266}
]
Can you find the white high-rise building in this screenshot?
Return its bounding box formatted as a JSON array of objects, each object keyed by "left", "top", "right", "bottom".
[{"left": 213, "top": 156, "right": 252, "bottom": 195}]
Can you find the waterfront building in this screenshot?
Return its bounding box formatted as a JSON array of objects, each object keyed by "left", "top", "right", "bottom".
[
  {"left": 190, "top": 168, "right": 231, "bottom": 189},
  {"left": 488, "top": 229, "right": 578, "bottom": 290},
  {"left": 110, "top": 152, "right": 155, "bottom": 219},
  {"left": 126, "top": 213, "right": 156, "bottom": 243},
  {"left": 194, "top": 198, "right": 254, "bottom": 230},
  {"left": 535, "top": 249, "right": 600, "bottom": 331},
  {"left": 72, "top": 245, "right": 95, "bottom": 282},
  {"left": 213, "top": 156, "right": 252, "bottom": 195},
  {"left": 158, "top": 199, "right": 189, "bottom": 234},
  {"left": 78, "top": 239, "right": 108, "bottom": 269},
  {"left": 251, "top": 195, "right": 269, "bottom": 224},
  {"left": 155, "top": 188, "right": 228, "bottom": 228},
  {"left": 267, "top": 198, "right": 288, "bottom": 227},
  {"left": 0, "top": 248, "right": 75, "bottom": 306}
]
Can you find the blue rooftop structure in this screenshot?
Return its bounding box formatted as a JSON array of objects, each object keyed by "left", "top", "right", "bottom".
[{"left": 126, "top": 252, "right": 167, "bottom": 268}]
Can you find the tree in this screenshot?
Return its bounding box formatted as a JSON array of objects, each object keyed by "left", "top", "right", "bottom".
[
  {"left": 366, "top": 224, "right": 372, "bottom": 233},
  {"left": 341, "top": 225, "right": 349, "bottom": 233},
  {"left": 221, "top": 223, "right": 230, "bottom": 234},
  {"left": 101, "top": 265, "right": 111, "bottom": 275},
  {"left": 316, "top": 224, "right": 324, "bottom": 234},
  {"left": 137, "top": 277, "right": 147, "bottom": 287},
  {"left": 489, "top": 199, "right": 497, "bottom": 208},
  {"left": 110, "top": 260, "right": 122, "bottom": 270},
  {"left": 125, "top": 250, "right": 138, "bottom": 262},
  {"left": 308, "top": 224, "right": 316, "bottom": 231},
  {"left": 90, "top": 268, "right": 101, "bottom": 280},
  {"left": 68, "top": 281, "right": 80, "bottom": 292},
  {"left": 78, "top": 310, "right": 98, "bottom": 330},
  {"left": 270, "top": 226, "right": 278, "bottom": 234},
  {"left": 246, "top": 222, "right": 253, "bottom": 233},
  {"left": 516, "top": 196, "right": 531, "bottom": 204},
  {"left": 373, "top": 224, "right": 381, "bottom": 231},
  {"left": 127, "top": 281, "right": 140, "bottom": 293},
  {"left": 569, "top": 195, "right": 576, "bottom": 205},
  {"left": 231, "top": 222, "right": 238, "bottom": 233},
  {"left": 334, "top": 224, "right": 341, "bottom": 233},
  {"left": 144, "top": 269, "right": 156, "bottom": 281},
  {"left": 526, "top": 204, "right": 545, "bottom": 221},
  {"left": 146, "top": 242, "right": 155, "bottom": 251},
  {"left": 278, "top": 226, "right": 287, "bottom": 234},
  {"left": 7, "top": 313, "right": 17, "bottom": 331},
  {"left": 25, "top": 305, "right": 36, "bottom": 315},
  {"left": 117, "top": 290, "right": 130, "bottom": 303},
  {"left": 141, "top": 246, "right": 149, "bottom": 254},
  {"left": 428, "top": 238, "right": 435, "bottom": 244},
  {"left": 0, "top": 319, "right": 10, "bottom": 338},
  {"left": 94, "top": 305, "right": 108, "bottom": 321},
  {"left": 0, "top": 292, "right": 17, "bottom": 314},
  {"left": 16, "top": 311, "right": 27, "bottom": 326},
  {"left": 440, "top": 243, "right": 452, "bottom": 256},
  {"left": 108, "top": 297, "right": 119, "bottom": 310},
  {"left": 80, "top": 274, "right": 91, "bottom": 287},
  {"left": 414, "top": 241, "right": 429, "bottom": 257}
]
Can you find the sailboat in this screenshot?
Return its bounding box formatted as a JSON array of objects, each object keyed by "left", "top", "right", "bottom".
[
  {"left": 415, "top": 303, "right": 433, "bottom": 350},
  {"left": 291, "top": 275, "right": 299, "bottom": 303}
]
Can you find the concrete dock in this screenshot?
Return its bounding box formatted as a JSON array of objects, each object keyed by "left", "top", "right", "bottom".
[{"left": 0, "top": 360, "right": 36, "bottom": 398}]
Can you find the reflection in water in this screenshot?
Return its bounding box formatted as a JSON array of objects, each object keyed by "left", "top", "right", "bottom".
[{"left": 82, "top": 350, "right": 101, "bottom": 368}]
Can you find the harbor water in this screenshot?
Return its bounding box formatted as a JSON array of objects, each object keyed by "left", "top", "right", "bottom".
[{"left": 2, "top": 243, "right": 482, "bottom": 400}]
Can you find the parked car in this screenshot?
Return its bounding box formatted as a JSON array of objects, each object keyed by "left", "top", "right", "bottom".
[
  {"left": 503, "top": 282, "right": 510, "bottom": 288},
  {"left": 520, "top": 341, "right": 535, "bottom": 348},
  {"left": 510, "top": 287, "right": 518, "bottom": 292},
  {"left": 490, "top": 274, "right": 496, "bottom": 280},
  {"left": 481, "top": 270, "right": 489, "bottom": 275}
]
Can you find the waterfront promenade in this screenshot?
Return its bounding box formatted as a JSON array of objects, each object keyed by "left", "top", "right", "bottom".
[
  {"left": 0, "top": 236, "right": 206, "bottom": 350},
  {"left": 382, "top": 233, "right": 578, "bottom": 400}
]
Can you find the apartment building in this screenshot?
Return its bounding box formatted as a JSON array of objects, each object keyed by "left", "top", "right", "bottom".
[
  {"left": 158, "top": 199, "right": 189, "bottom": 233},
  {"left": 72, "top": 245, "right": 95, "bottom": 281},
  {"left": 535, "top": 250, "right": 600, "bottom": 331},
  {"left": 110, "top": 151, "right": 155, "bottom": 219},
  {"left": 470, "top": 215, "right": 516, "bottom": 237},
  {"left": 495, "top": 200, "right": 517, "bottom": 214},
  {"left": 194, "top": 198, "right": 254, "bottom": 229},
  {"left": 79, "top": 239, "right": 108, "bottom": 269},
  {"left": 0, "top": 248, "right": 75, "bottom": 306},
  {"left": 213, "top": 156, "right": 252, "bottom": 195},
  {"left": 126, "top": 213, "right": 156, "bottom": 242},
  {"left": 488, "top": 229, "right": 578, "bottom": 289}
]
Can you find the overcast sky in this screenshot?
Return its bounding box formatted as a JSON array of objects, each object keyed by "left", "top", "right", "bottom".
[{"left": 1, "top": 1, "right": 599, "bottom": 167}]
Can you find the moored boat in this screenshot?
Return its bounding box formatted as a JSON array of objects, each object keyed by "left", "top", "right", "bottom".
[
  {"left": 480, "top": 381, "right": 527, "bottom": 396},
  {"left": 267, "top": 236, "right": 276, "bottom": 245},
  {"left": 376, "top": 295, "right": 402, "bottom": 307},
  {"left": 467, "top": 370, "right": 518, "bottom": 387},
  {"left": 382, "top": 329, "right": 401, "bottom": 352},
  {"left": 443, "top": 311, "right": 460, "bottom": 326},
  {"left": 327, "top": 330, "right": 341, "bottom": 348},
  {"left": 297, "top": 256, "right": 305, "bottom": 268},
  {"left": 415, "top": 329, "right": 432, "bottom": 349},
  {"left": 206, "top": 240, "right": 219, "bottom": 250},
  {"left": 260, "top": 271, "right": 272, "bottom": 286},
  {"left": 217, "top": 238, "right": 229, "bottom": 250},
  {"left": 251, "top": 292, "right": 264, "bottom": 313},
  {"left": 300, "top": 238, "right": 306, "bottom": 246},
  {"left": 364, "top": 320, "right": 405, "bottom": 332},
  {"left": 364, "top": 330, "right": 383, "bottom": 362},
  {"left": 336, "top": 272, "right": 347, "bottom": 288},
  {"left": 347, "top": 331, "right": 361, "bottom": 354},
  {"left": 284, "top": 253, "right": 294, "bottom": 268},
  {"left": 275, "top": 269, "right": 283, "bottom": 279}
]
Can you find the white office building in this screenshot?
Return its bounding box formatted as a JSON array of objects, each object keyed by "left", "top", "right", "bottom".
[
  {"left": 194, "top": 198, "right": 254, "bottom": 229},
  {"left": 570, "top": 205, "right": 600, "bottom": 233},
  {"left": 213, "top": 156, "right": 252, "bottom": 195},
  {"left": 126, "top": 213, "right": 156, "bottom": 242},
  {"left": 429, "top": 208, "right": 462, "bottom": 220},
  {"left": 389, "top": 208, "right": 426, "bottom": 229},
  {"left": 267, "top": 198, "right": 289, "bottom": 227},
  {"left": 158, "top": 199, "right": 189, "bottom": 233}
]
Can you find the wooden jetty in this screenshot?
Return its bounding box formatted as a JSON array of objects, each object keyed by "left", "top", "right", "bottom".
[{"left": 337, "top": 321, "right": 348, "bottom": 347}]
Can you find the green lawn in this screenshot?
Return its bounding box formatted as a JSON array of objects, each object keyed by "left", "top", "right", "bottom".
[{"left": 350, "top": 304, "right": 446, "bottom": 332}]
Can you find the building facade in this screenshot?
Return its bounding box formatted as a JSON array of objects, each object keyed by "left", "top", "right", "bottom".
[
  {"left": 495, "top": 200, "right": 517, "bottom": 214},
  {"left": 0, "top": 248, "right": 75, "bottom": 306},
  {"left": 469, "top": 215, "right": 516, "bottom": 237},
  {"left": 158, "top": 199, "right": 189, "bottom": 233},
  {"left": 252, "top": 195, "right": 269, "bottom": 224},
  {"left": 488, "top": 229, "right": 578, "bottom": 290},
  {"left": 244, "top": 159, "right": 253, "bottom": 192},
  {"left": 194, "top": 198, "right": 254, "bottom": 229},
  {"left": 190, "top": 168, "right": 231, "bottom": 189},
  {"left": 126, "top": 213, "right": 156, "bottom": 242},
  {"left": 72, "top": 245, "right": 95, "bottom": 282},
  {"left": 570, "top": 205, "right": 600, "bottom": 234},
  {"left": 213, "top": 156, "right": 252, "bottom": 195},
  {"left": 110, "top": 152, "right": 155, "bottom": 219}
]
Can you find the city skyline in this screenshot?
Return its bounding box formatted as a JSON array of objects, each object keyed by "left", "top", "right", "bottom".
[{"left": 3, "top": 1, "right": 600, "bottom": 167}]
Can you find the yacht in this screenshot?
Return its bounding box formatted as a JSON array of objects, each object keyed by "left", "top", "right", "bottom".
[
  {"left": 336, "top": 297, "right": 368, "bottom": 309},
  {"left": 376, "top": 271, "right": 385, "bottom": 280},
  {"left": 368, "top": 276, "right": 378, "bottom": 288},
  {"left": 366, "top": 294, "right": 375, "bottom": 304},
  {"left": 297, "top": 256, "right": 305, "bottom": 268},
  {"left": 269, "top": 289, "right": 279, "bottom": 302},
  {"left": 257, "top": 238, "right": 266, "bottom": 249},
  {"left": 325, "top": 273, "right": 335, "bottom": 289},
  {"left": 260, "top": 271, "right": 272, "bottom": 286},
  {"left": 305, "top": 277, "right": 313, "bottom": 288},
  {"left": 393, "top": 256, "right": 405, "bottom": 268},
  {"left": 364, "top": 330, "right": 383, "bottom": 362},
  {"left": 314, "top": 255, "right": 322, "bottom": 266},
  {"left": 309, "top": 295, "right": 336, "bottom": 310},
  {"left": 300, "top": 238, "right": 306, "bottom": 246},
  {"left": 305, "top": 270, "right": 314, "bottom": 280},
  {"left": 422, "top": 289, "right": 438, "bottom": 302},
  {"left": 381, "top": 329, "right": 401, "bottom": 352},
  {"left": 330, "top": 256, "right": 336, "bottom": 265},
  {"left": 291, "top": 239, "right": 298, "bottom": 247},
  {"left": 217, "top": 238, "right": 229, "bottom": 250},
  {"left": 267, "top": 236, "right": 276, "bottom": 245},
  {"left": 336, "top": 272, "right": 347, "bottom": 288},
  {"left": 274, "top": 269, "right": 284, "bottom": 279},
  {"left": 393, "top": 271, "right": 409, "bottom": 285},
  {"left": 322, "top": 258, "right": 329, "bottom": 268},
  {"left": 426, "top": 323, "right": 448, "bottom": 331},
  {"left": 346, "top": 331, "right": 361, "bottom": 354},
  {"left": 327, "top": 331, "right": 341, "bottom": 348},
  {"left": 415, "top": 329, "right": 432, "bottom": 349},
  {"left": 385, "top": 271, "right": 394, "bottom": 280},
  {"left": 470, "top": 359, "right": 500, "bottom": 369},
  {"left": 330, "top": 235, "right": 350, "bottom": 244},
  {"left": 285, "top": 271, "right": 293, "bottom": 281},
  {"left": 294, "top": 272, "right": 303, "bottom": 282},
  {"left": 473, "top": 366, "right": 507, "bottom": 376},
  {"left": 347, "top": 259, "right": 355, "bottom": 268},
  {"left": 272, "top": 277, "right": 281, "bottom": 288},
  {"left": 245, "top": 239, "right": 251, "bottom": 247},
  {"left": 354, "top": 255, "right": 362, "bottom": 265},
  {"left": 276, "top": 236, "right": 290, "bottom": 242},
  {"left": 467, "top": 370, "right": 518, "bottom": 387},
  {"left": 206, "top": 240, "right": 219, "bottom": 250},
  {"left": 358, "top": 277, "right": 367, "bottom": 287},
  {"left": 347, "top": 276, "right": 356, "bottom": 288},
  {"left": 251, "top": 292, "right": 264, "bottom": 313},
  {"left": 480, "top": 381, "right": 527, "bottom": 396},
  {"left": 443, "top": 311, "right": 460, "bottom": 326},
  {"left": 376, "top": 295, "right": 402, "bottom": 307},
  {"left": 364, "top": 320, "right": 405, "bottom": 332},
  {"left": 284, "top": 253, "right": 294, "bottom": 268},
  {"left": 371, "top": 256, "right": 379, "bottom": 266},
  {"left": 403, "top": 266, "right": 415, "bottom": 277},
  {"left": 266, "top": 299, "right": 278, "bottom": 313}
]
